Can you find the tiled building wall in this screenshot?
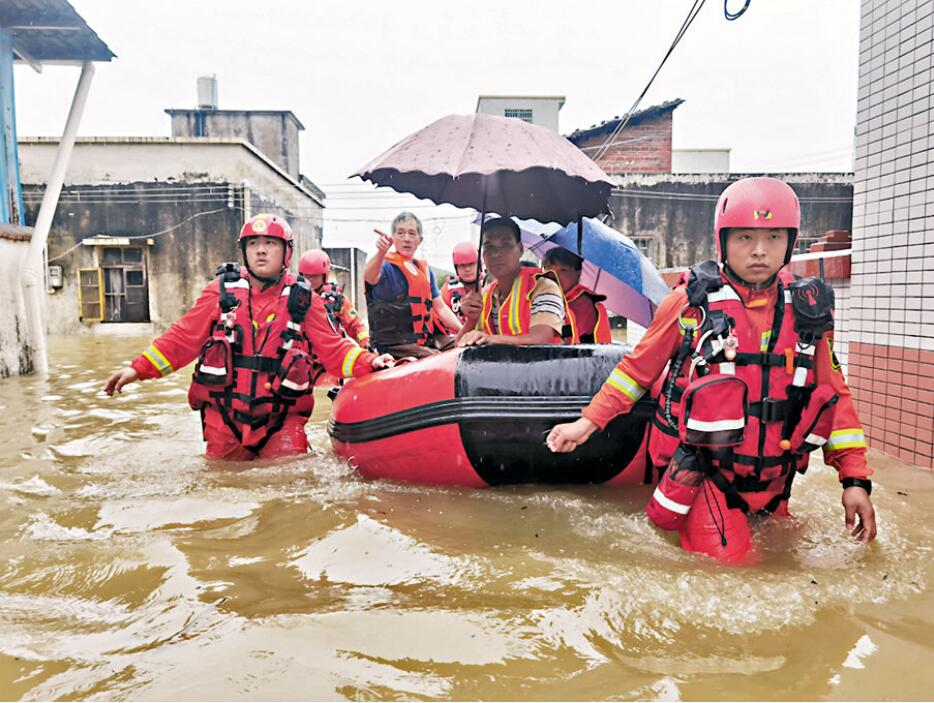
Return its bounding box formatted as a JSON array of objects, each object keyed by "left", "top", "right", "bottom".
[{"left": 850, "top": 0, "right": 934, "bottom": 468}]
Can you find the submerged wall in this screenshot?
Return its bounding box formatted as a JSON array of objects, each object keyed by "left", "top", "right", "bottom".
[{"left": 0, "top": 228, "right": 33, "bottom": 377}]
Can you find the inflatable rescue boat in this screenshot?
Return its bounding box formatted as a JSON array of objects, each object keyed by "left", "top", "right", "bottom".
[{"left": 328, "top": 345, "right": 655, "bottom": 487}]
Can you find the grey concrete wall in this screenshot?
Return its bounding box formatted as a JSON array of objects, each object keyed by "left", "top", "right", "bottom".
[
  {"left": 23, "top": 183, "right": 243, "bottom": 334},
  {"left": 0, "top": 235, "right": 33, "bottom": 377},
  {"left": 608, "top": 173, "right": 854, "bottom": 268},
  {"left": 324, "top": 246, "right": 368, "bottom": 319},
  {"left": 170, "top": 111, "right": 302, "bottom": 180},
  {"left": 245, "top": 187, "right": 322, "bottom": 269}
]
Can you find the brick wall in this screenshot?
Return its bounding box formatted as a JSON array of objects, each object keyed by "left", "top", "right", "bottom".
[
  {"left": 573, "top": 113, "right": 674, "bottom": 175},
  {"left": 849, "top": 0, "right": 934, "bottom": 469}
]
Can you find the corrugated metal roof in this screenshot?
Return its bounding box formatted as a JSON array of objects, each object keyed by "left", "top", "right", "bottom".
[
  {"left": 1, "top": 0, "right": 114, "bottom": 63},
  {"left": 566, "top": 99, "right": 684, "bottom": 144}
]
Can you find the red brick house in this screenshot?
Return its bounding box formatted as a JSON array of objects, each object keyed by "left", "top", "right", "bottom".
[{"left": 566, "top": 99, "right": 684, "bottom": 175}]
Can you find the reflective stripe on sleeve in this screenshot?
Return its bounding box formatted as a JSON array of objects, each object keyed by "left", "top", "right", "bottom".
[
  {"left": 142, "top": 345, "right": 174, "bottom": 376},
  {"left": 356, "top": 330, "right": 369, "bottom": 343},
  {"left": 341, "top": 346, "right": 365, "bottom": 377},
  {"left": 606, "top": 369, "right": 646, "bottom": 402},
  {"left": 825, "top": 428, "right": 867, "bottom": 451},
  {"left": 652, "top": 487, "right": 692, "bottom": 515}
]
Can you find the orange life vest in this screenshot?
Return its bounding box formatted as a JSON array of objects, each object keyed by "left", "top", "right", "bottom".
[
  {"left": 367, "top": 252, "right": 435, "bottom": 348},
  {"left": 562, "top": 283, "right": 612, "bottom": 344},
  {"left": 477, "top": 267, "right": 561, "bottom": 342}
]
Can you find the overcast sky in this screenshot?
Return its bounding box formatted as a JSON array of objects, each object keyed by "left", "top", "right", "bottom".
[{"left": 13, "top": 0, "right": 861, "bottom": 267}]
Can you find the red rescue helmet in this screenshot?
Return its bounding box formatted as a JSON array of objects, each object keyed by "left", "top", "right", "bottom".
[
  {"left": 239, "top": 213, "right": 295, "bottom": 267},
  {"left": 452, "top": 241, "right": 479, "bottom": 266},
  {"left": 299, "top": 249, "right": 331, "bottom": 277},
  {"left": 714, "top": 177, "right": 800, "bottom": 265}
]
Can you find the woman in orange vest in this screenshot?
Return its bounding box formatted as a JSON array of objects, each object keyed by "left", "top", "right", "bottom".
[
  {"left": 542, "top": 247, "right": 613, "bottom": 344},
  {"left": 457, "top": 218, "right": 565, "bottom": 347},
  {"left": 363, "top": 212, "right": 463, "bottom": 359}
]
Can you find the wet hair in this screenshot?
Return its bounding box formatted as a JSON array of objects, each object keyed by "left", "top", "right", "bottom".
[
  {"left": 480, "top": 217, "right": 521, "bottom": 245},
  {"left": 542, "top": 247, "right": 583, "bottom": 271},
  {"left": 391, "top": 211, "right": 423, "bottom": 236}
]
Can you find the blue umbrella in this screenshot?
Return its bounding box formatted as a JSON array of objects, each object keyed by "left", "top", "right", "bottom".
[{"left": 515, "top": 217, "right": 669, "bottom": 328}]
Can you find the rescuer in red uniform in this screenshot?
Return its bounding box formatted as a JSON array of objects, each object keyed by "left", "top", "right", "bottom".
[
  {"left": 104, "top": 214, "right": 393, "bottom": 461},
  {"left": 298, "top": 249, "right": 371, "bottom": 349},
  {"left": 440, "top": 241, "right": 482, "bottom": 325},
  {"left": 546, "top": 178, "right": 876, "bottom": 563}
]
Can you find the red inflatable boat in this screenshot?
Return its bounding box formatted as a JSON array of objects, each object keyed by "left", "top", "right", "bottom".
[{"left": 328, "top": 345, "right": 655, "bottom": 487}]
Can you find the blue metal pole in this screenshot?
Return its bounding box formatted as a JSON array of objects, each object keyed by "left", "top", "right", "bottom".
[{"left": 0, "top": 27, "right": 25, "bottom": 225}]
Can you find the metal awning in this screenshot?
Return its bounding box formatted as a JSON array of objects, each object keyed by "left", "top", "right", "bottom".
[{"left": 1, "top": 0, "right": 115, "bottom": 68}]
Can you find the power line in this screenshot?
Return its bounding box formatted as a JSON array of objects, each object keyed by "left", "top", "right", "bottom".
[
  {"left": 48, "top": 207, "right": 230, "bottom": 262},
  {"left": 591, "top": 0, "right": 709, "bottom": 164}
]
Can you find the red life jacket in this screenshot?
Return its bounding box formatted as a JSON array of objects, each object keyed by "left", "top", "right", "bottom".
[
  {"left": 366, "top": 252, "right": 435, "bottom": 349},
  {"left": 649, "top": 265, "right": 821, "bottom": 500},
  {"left": 441, "top": 275, "right": 475, "bottom": 322},
  {"left": 562, "top": 283, "right": 612, "bottom": 344},
  {"left": 318, "top": 281, "right": 345, "bottom": 333},
  {"left": 478, "top": 267, "right": 561, "bottom": 342},
  {"left": 187, "top": 267, "right": 315, "bottom": 453}
]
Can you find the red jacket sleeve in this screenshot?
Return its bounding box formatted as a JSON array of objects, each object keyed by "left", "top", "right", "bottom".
[
  {"left": 337, "top": 297, "right": 370, "bottom": 345},
  {"left": 815, "top": 332, "right": 871, "bottom": 481},
  {"left": 304, "top": 294, "right": 377, "bottom": 377},
  {"left": 582, "top": 288, "right": 687, "bottom": 429},
  {"left": 130, "top": 280, "right": 219, "bottom": 380}
]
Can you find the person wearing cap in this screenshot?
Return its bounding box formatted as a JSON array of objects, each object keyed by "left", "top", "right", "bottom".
[
  {"left": 541, "top": 247, "right": 613, "bottom": 344},
  {"left": 103, "top": 214, "right": 394, "bottom": 461},
  {"left": 298, "top": 249, "right": 370, "bottom": 349},
  {"left": 456, "top": 217, "right": 566, "bottom": 347},
  {"left": 546, "top": 178, "right": 875, "bottom": 563},
  {"left": 364, "top": 211, "right": 463, "bottom": 359}
]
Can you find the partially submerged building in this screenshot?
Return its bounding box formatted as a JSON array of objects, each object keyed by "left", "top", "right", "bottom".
[
  {"left": 19, "top": 81, "right": 325, "bottom": 335},
  {"left": 0, "top": 0, "right": 113, "bottom": 376}
]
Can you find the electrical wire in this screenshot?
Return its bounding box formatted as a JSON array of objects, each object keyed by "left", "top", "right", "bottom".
[
  {"left": 590, "top": 0, "right": 708, "bottom": 164},
  {"left": 47, "top": 207, "right": 230, "bottom": 263},
  {"left": 724, "top": 0, "right": 750, "bottom": 20}
]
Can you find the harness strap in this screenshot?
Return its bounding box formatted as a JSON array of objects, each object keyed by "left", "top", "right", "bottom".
[
  {"left": 748, "top": 398, "right": 793, "bottom": 423},
  {"left": 233, "top": 355, "right": 280, "bottom": 373},
  {"left": 653, "top": 414, "right": 679, "bottom": 437}
]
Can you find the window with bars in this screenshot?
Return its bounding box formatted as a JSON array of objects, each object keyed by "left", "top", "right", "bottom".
[
  {"left": 504, "top": 108, "right": 534, "bottom": 123},
  {"left": 630, "top": 236, "right": 655, "bottom": 260},
  {"left": 76, "top": 246, "right": 151, "bottom": 323},
  {"left": 101, "top": 246, "right": 150, "bottom": 322}
]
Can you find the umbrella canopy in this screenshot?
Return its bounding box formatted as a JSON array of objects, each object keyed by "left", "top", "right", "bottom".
[
  {"left": 352, "top": 113, "right": 614, "bottom": 225},
  {"left": 518, "top": 217, "right": 670, "bottom": 328}
]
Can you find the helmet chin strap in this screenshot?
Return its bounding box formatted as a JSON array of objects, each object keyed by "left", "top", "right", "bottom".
[
  {"left": 723, "top": 263, "right": 777, "bottom": 291},
  {"left": 241, "top": 243, "right": 284, "bottom": 289}
]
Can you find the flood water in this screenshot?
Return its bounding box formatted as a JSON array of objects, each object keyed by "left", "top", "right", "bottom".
[{"left": 1, "top": 335, "right": 933, "bottom": 701}]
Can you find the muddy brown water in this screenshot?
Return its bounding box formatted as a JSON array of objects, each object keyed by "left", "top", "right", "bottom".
[{"left": 1, "top": 335, "right": 933, "bottom": 701}]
